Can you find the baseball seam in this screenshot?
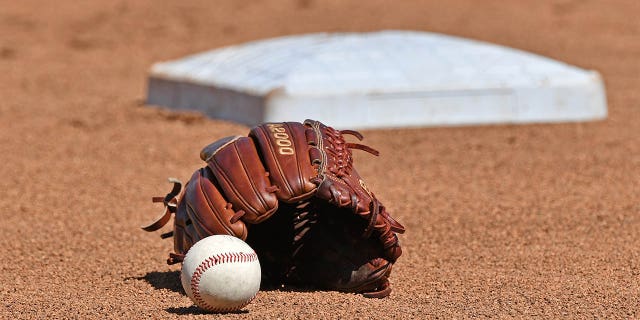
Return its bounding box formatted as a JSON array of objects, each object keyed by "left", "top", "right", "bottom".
[{"left": 190, "top": 251, "right": 259, "bottom": 313}]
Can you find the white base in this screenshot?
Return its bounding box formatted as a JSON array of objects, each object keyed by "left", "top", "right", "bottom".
[{"left": 147, "top": 31, "right": 607, "bottom": 129}]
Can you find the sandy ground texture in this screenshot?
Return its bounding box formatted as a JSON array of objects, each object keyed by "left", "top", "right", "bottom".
[{"left": 1, "top": 0, "right": 639, "bottom": 318}]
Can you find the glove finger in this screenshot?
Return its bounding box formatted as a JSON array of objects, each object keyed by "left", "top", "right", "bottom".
[
  {"left": 183, "top": 167, "right": 248, "bottom": 240},
  {"left": 204, "top": 136, "right": 279, "bottom": 223}
]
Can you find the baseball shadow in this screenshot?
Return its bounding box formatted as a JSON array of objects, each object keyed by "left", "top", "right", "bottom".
[
  {"left": 132, "top": 271, "right": 252, "bottom": 315},
  {"left": 164, "top": 285, "right": 314, "bottom": 315},
  {"left": 131, "top": 270, "right": 184, "bottom": 294},
  {"left": 165, "top": 306, "right": 249, "bottom": 315}
]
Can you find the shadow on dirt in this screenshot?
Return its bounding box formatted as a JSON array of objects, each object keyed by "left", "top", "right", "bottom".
[
  {"left": 133, "top": 270, "right": 184, "bottom": 293},
  {"left": 165, "top": 306, "right": 249, "bottom": 315}
]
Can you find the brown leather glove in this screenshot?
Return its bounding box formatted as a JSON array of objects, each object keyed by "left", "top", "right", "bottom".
[{"left": 143, "top": 119, "right": 405, "bottom": 298}]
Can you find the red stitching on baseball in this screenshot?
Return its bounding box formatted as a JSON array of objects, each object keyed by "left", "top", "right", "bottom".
[{"left": 190, "top": 251, "right": 258, "bottom": 313}]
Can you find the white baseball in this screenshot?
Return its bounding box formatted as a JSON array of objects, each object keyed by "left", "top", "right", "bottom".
[{"left": 180, "top": 235, "right": 261, "bottom": 313}]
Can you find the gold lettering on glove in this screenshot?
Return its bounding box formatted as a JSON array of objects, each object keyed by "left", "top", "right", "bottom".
[{"left": 267, "top": 123, "right": 294, "bottom": 155}]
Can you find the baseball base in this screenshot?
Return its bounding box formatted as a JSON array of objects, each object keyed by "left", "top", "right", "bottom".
[{"left": 180, "top": 235, "right": 261, "bottom": 313}]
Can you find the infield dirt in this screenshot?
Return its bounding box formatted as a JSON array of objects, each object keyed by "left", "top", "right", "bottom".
[{"left": 1, "top": 1, "right": 639, "bottom": 318}]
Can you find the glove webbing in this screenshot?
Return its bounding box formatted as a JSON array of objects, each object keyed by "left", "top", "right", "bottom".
[{"left": 286, "top": 199, "right": 319, "bottom": 278}]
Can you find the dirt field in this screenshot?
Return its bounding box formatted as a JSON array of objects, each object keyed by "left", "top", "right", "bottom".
[{"left": 1, "top": 0, "right": 639, "bottom": 318}]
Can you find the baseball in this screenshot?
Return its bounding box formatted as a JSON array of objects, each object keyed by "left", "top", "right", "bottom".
[{"left": 180, "top": 235, "right": 261, "bottom": 313}]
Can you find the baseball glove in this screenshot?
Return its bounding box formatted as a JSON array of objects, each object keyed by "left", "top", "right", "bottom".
[{"left": 142, "top": 119, "right": 405, "bottom": 298}]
